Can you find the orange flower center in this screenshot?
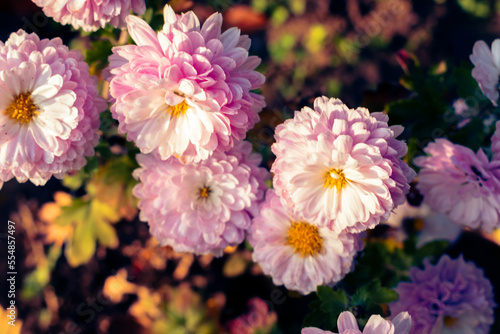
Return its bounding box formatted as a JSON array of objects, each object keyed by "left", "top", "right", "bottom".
[
  {"left": 199, "top": 186, "right": 211, "bottom": 199},
  {"left": 6, "top": 92, "right": 39, "bottom": 124},
  {"left": 168, "top": 100, "right": 189, "bottom": 118},
  {"left": 286, "top": 221, "right": 323, "bottom": 257},
  {"left": 443, "top": 315, "right": 458, "bottom": 328},
  {"left": 324, "top": 169, "right": 348, "bottom": 193}
]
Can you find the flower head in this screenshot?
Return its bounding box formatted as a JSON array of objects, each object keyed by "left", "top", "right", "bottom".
[
  {"left": 31, "top": 0, "right": 146, "bottom": 32},
  {"left": 107, "top": 5, "right": 265, "bottom": 163},
  {"left": 227, "top": 298, "right": 278, "bottom": 334},
  {"left": 248, "top": 189, "right": 364, "bottom": 295},
  {"left": 133, "top": 141, "right": 269, "bottom": 256},
  {"left": 271, "top": 96, "right": 415, "bottom": 233},
  {"left": 390, "top": 255, "right": 495, "bottom": 334},
  {"left": 0, "top": 30, "right": 106, "bottom": 189},
  {"left": 302, "top": 311, "right": 412, "bottom": 334},
  {"left": 470, "top": 39, "right": 500, "bottom": 105},
  {"left": 415, "top": 138, "right": 500, "bottom": 233},
  {"left": 386, "top": 202, "right": 462, "bottom": 248}
]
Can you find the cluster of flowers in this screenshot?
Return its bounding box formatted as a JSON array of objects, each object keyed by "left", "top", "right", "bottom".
[
  {"left": 249, "top": 96, "right": 416, "bottom": 294},
  {"left": 109, "top": 5, "right": 268, "bottom": 256},
  {"left": 303, "top": 255, "right": 495, "bottom": 333},
  {"left": 102, "top": 5, "right": 414, "bottom": 298},
  {"left": 412, "top": 39, "right": 500, "bottom": 234}
]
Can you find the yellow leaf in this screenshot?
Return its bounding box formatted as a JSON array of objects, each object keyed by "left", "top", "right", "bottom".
[{"left": 65, "top": 219, "right": 96, "bottom": 267}]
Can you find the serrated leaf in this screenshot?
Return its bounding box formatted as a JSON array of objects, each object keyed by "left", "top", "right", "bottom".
[
  {"left": 365, "top": 280, "right": 399, "bottom": 304},
  {"left": 413, "top": 240, "right": 449, "bottom": 266},
  {"left": 317, "top": 286, "right": 348, "bottom": 314},
  {"left": 54, "top": 198, "right": 88, "bottom": 227},
  {"left": 54, "top": 197, "right": 120, "bottom": 267}
]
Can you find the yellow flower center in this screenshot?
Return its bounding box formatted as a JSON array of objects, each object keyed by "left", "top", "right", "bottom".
[
  {"left": 443, "top": 315, "right": 458, "bottom": 328},
  {"left": 324, "top": 169, "right": 348, "bottom": 193},
  {"left": 199, "top": 186, "right": 211, "bottom": 199},
  {"left": 168, "top": 100, "right": 189, "bottom": 118},
  {"left": 6, "top": 92, "right": 39, "bottom": 124},
  {"left": 286, "top": 221, "right": 323, "bottom": 257}
]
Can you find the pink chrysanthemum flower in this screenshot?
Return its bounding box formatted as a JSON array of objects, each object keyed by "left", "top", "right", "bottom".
[
  {"left": 133, "top": 141, "right": 269, "bottom": 256},
  {"left": 302, "top": 311, "right": 412, "bottom": 334},
  {"left": 389, "top": 255, "right": 495, "bottom": 334},
  {"left": 470, "top": 39, "right": 500, "bottom": 105},
  {"left": 227, "top": 298, "right": 278, "bottom": 334},
  {"left": 106, "top": 5, "right": 265, "bottom": 164},
  {"left": 0, "top": 30, "right": 105, "bottom": 189},
  {"left": 248, "top": 189, "right": 364, "bottom": 295},
  {"left": 31, "top": 0, "right": 146, "bottom": 32},
  {"left": 415, "top": 138, "right": 500, "bottom": 233},
  {"left": 271, "top": 96, "right": 415, "bottom": 233}
]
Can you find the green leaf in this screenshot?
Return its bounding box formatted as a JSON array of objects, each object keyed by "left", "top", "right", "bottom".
[
  {"left": 66, "top": 217, "right": 96, "bottom": 267},
  {"left": 317, "top": 286, "right": 348, "bottom": 314},
  {"left": 454, "top": 63, "right": 480, "bottom": 99},
  {"left": 85, "top": 39, "right": 113, "bottom": 70},
  {"left": 414, "top": 240, "right": 450, "bottom": 266},
  {"left": 365, "top": 280, "right": 399, "bottom": 304},
  {"left": 55, "top": 197, "right": 120, "bottom": 267}
]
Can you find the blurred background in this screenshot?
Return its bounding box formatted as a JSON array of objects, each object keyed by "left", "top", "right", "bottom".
[{"left": 1, "top": 0, "right": 500, "bottom": 333}]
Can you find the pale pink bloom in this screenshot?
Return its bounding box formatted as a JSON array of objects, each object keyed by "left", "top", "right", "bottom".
[
  {"left": 386, "top": 202, "right": 462, "bottom": 248},
  {"left": 470, "top": 39, "right": 500, "bottom": 105},
  {"left": 31, "top": 0, "right": 146, "bottom": 32},
  {"left": 227, "top": 298, "right": 277, "bottom": 334},
  {"left": 0, "top": 30, "right": 106, "bottom": 189},
  {"left": 302, "top": 311, "right": 412, "bottom": 334},
  {"left": 415, "top": 139, "right": 500, "bottom": 233},
  {"left": 272, "top": 96, "right": 415, "bottom": 233},
  {"left": 107, "top": 5, "right": 265, "bottom": 163},
  {"left": 133, "top": 141, "right": 269, "bottom": 256},
  {"left": 248, "top": 190, "right": 364, "bottom": 295}
]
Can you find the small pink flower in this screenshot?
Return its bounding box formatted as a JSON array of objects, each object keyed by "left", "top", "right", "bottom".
[
  {"left": 227, "top": 298, "right": 277, "bottom": 334},
  {"left": 386, "top": 202, "right": 462, "bottom": 248},
  {"left": 107, "top": 5, "right": 265, "bottom": 163},
  {"left": 271, "top": 96, "right": 415, "bottom": 233},
  {"left": 31, "top": 0, "right": 146, "bottom": 32},
  {"left": 248, "top": 190, "right": 364, "bottom": 295},
  {"left": 133, "top": 141, "right": 269, "bottom": 256},
  {"left": 470, "top": 39, "right": 500, "bottom": 105},
  {"left": 415, "top": 139, "right": 500, "bottom": 233},
  {"left": 0, "top": 30, "right": 106, "bottom": 188},
  {"left": 302, "top": 311, "right": 412, "bottom": 334}
]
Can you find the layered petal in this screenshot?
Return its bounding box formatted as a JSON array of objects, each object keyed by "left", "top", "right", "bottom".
[
  {"left": 106, "top": 5, "right": 265, "bottom": 163},
  {"left": 271, "top": 96, "right": 415, "bottom": 233},
  {"left": 31, "top": 0, "right": 146, "bottom": 32},
  {"left": 0, "top": 30, "right": 105, "bottom": 188},
  {"left": 133, "top": 141, "right": 269, "bottom": 256}
]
